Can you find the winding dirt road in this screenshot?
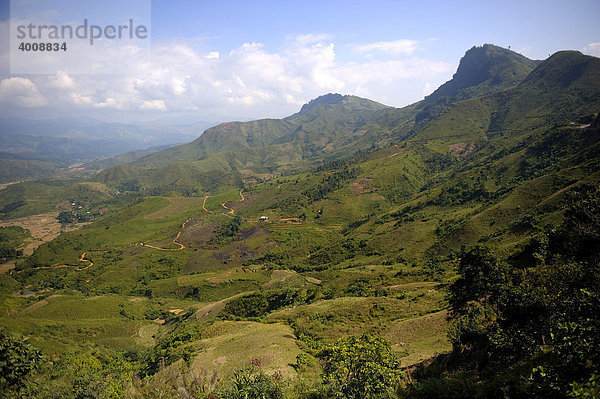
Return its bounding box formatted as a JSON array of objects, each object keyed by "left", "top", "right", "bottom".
[
  {"left": 137, "top": 219, "right": 190, "bottom": 251},
  {"left": 14, "top": 250, "right": 107, "bottom": 274},
  {"left": 202, "top": 196, "right": 212, "bottom": 213},
  {"left": 221, "top": 190, "right": 244, "bottom": 215}
]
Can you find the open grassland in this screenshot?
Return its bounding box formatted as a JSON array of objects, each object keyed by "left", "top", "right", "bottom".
[
  {"left": 190, "top": 321, "right": 302, "bottom": 378},
  {"left": 0, "top": 293, "right": 201, "bottom": 353},
  {"left": 144, "top": 197, "right": 207, "bottom": 219},
  {"left": 385, "top": 310, "right": 451, "bottom": 366}
]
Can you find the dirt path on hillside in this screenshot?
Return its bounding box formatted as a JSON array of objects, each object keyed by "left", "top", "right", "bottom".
[
  {"left": 383, "top": 151, "right": 402, "bottom": 159},
  {"left": 202, "top": 196, "right": 212, "bottom": 213},
  {"left": 17, "top": 217, "right": 193, "bottom": 275},
  {"left": 221, "top": 203, "right": 235, "bottom": 214},
  {"left": 370, "top": 145, "right": 404, "bottom": 161},
  {"left": 137, "top": 219, "right": 190, "bottom": 251},
  {"left": 14, "top": 250, "right": 107, "bottom": 274},
  {"left": 50, "top": 250, "right": 107, "bottom": 270},
  {"left": 18, "top": 192, "right": 243, "bottom": 275},
  {"left": 221, "top": 190, "right": 244, "bottom": 215}
]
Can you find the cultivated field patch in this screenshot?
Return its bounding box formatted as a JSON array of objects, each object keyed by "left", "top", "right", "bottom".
[{"left": 0, "top": 211, "right": 61, "bottom": 255}]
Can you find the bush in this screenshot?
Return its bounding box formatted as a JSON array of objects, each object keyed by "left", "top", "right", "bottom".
[
  {"left": 0, "top": 328, "right": 42, "bottom": 391},
  {"left": 317, "top": 334, "right": 403, "bottom": 399},
  {"left": 218, "top": 367, "right": 284, "bottom": 399}
]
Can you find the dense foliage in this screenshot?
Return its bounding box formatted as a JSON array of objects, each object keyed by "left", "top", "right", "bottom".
[
  {"left": 406, "top": 185, "right": 600, "bottom": 398},
  {"left": 317, "top": 334, "right": 403, "bottom": 399},
  {"left": 0, "top": 328, "right": 42, "bottom": 393},
  {"left": 218, "top": 367, "right": 284, "bottom": 399},
  {"left": 0, "top": 226, "right": 27, "bottom": 261},
  {"left": 223, "top": 288, "right": 317, "bottom": 318},
  {"left": 213, "top": 215, "right": 242, "bottom": 244}
]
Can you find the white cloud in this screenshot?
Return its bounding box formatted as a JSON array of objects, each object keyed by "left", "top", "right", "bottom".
[
  {"left": 140, "top": 99, "right": 167, "bottom": 111},
  {"left": 422, "top": 82, "right": 433, "bottom": 96},
  {"left": 0, "top": 77, "right": 47, "bottom": 107},
  {"left": 0, "top": 34, "right": 453, "bottom": 119},
  {"left": 353, "top": 39, "right": 418, "bottom": 56},
  {"left": 50, "top": 71, "right": 75, "bottom": 89},
  {"left": 583, "top": 42, "right": 600, "bottom": 57}
]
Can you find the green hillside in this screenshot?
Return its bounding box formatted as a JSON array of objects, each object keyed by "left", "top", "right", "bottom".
[
  {"left": 131, "top": 95, "right": 393, "bottom": 172},
  {"left": 0, "top": 159, "right": 61, "bottom": 183},
  {"left": 1, "top": 46, "right": 599, "bottom": 398}
]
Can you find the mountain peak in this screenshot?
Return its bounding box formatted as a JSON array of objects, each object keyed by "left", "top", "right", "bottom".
[
  {"left": 285, "top": 93, "right": 389, "bottom": 123},
  {"left": 421, "top": 44, "right": 539, "bottom": 107},
  {"left": 520, "top": 50, "right": 596, "bottom": 88},
  {"left": 297, "top": 93, "right": 346, "bottom": 116}
]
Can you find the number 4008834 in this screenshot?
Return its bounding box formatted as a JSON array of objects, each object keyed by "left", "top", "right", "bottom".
[{"left": 18, "top": 42, "right": 67, "bottom": 51}]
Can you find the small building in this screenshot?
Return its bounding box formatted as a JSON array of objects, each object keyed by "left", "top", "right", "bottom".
[{"left": 259, "top": 216, "right": 268, "bottom": 221}]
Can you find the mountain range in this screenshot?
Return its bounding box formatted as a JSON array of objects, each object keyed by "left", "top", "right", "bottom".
[
  {"left": 0, "top": 117, "right": 216, "bottom": 182},
  {"left": 1, "top": 44, "right": 599, "bottom": 398}
]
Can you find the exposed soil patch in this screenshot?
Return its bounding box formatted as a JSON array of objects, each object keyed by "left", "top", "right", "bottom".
[
  {"left": 0, "top": 181, "right": 22, "bottom": 191},
  {"left": 305, "top": 276, "right": 322, "bottom": 285},
  {"left": 0, "top": 262, "right": 15, "bottom": 274},
  {"left": 136, "top": 323, "right": 159, "bottom": 347},
  {"left": 449, "top": 141, "right": 475, "bottom": 157},
  {"left": 178, "top": 219, "right": 218, "bottom": 247},
  {"left": 350, "top": 178, "right": 379, "bottom": 194}
]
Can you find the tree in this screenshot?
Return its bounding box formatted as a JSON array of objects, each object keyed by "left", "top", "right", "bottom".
[
  {"left": 317, "top": 334, "right": 403, "bottom": 399},
  {"left": 448, "top": 245, "right": 506, "bottom": 312},
  {"left": 0, "top": 328, "right": 42, "bottom": 392},
  {"left": 57, "top": 211, "right": 77, "bottom": 225}
]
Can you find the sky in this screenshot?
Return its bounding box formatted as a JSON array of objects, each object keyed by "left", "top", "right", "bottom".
[{"left": 0, "top": 0, "right": 599, "bottom": 123}]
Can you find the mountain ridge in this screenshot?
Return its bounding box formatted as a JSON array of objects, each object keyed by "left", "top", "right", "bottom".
[{"left": 118, "top": 46, "right": 599, "bottom": 189}]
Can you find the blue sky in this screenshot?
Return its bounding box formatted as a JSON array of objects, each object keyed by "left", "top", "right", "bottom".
[
  {"left": 0, "top": 0, "right": 599, "bottom": 122},
  {"left": 149, "top": 0, "right": 599, "bottom": 61}
]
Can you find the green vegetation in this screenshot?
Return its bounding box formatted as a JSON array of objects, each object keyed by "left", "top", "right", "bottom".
[
  {"left": 0, "top": 328, "right": 42, "bottom": 393},
  {"left": 218, "top": 367, "right": 284, "bottom": 399},
  {"left": 0, "top": 226, "right": 28, "bottom": 261},
  {"left": 0, "top": 46, "right": 599, "bottom": 398},
  {"left": 213, "top": 215, "right": 242, "bottom": 244},
  {"left": 403, "top": 185, "right": 600, "bottom": 398},
  {"left": 318, "top": 334, "right": 403, "bottom": 399}
]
